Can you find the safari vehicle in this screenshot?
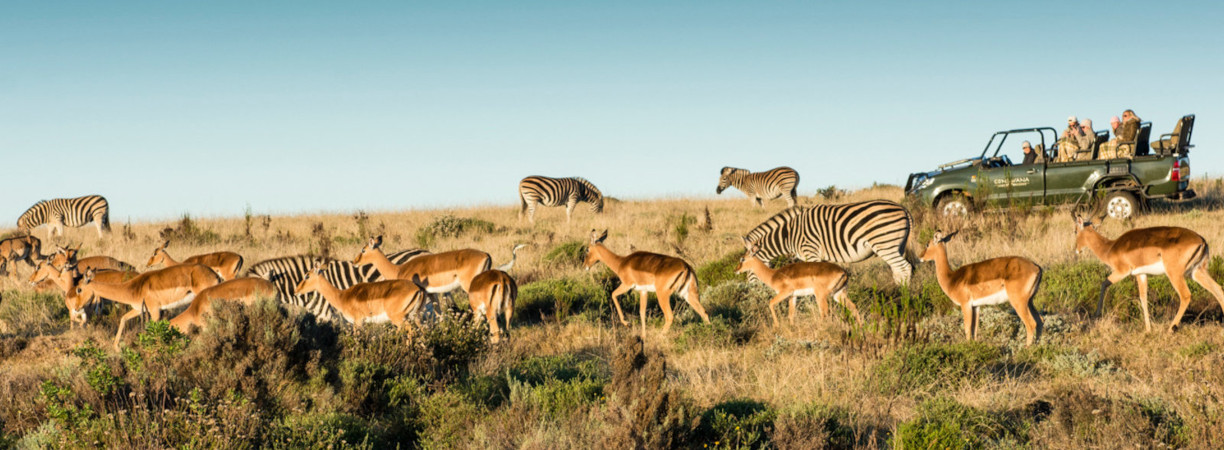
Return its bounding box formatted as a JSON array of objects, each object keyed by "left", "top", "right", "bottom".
[{"left": 905, "top": 115, "right": 1196, "bottom": 220}]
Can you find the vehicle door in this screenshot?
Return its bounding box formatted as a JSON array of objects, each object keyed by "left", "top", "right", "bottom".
[{"left": 974, "top": 130, "right": 1046, "bottom": 206}]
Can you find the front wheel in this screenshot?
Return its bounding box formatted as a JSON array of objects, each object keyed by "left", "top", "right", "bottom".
[
  {"left": 936, "top": 195, "right": 972, "bottom": 219},
  {"left": 1100, "top": 191, "right": 1142, "bottom": 220}
]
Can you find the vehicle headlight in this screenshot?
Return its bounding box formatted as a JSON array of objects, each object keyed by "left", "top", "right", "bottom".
[{"left": 917, "top": 177, "right": 934, "bottom": 190}]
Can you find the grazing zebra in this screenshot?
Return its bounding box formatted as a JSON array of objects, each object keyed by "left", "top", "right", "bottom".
[
  {"left": 744, "top": 200, "right": 913, "bottom": 284},
  {"left": 716, "top": 166, "right": 800, "bottom": 207},
  {"left": 246, "top": 249, "right": 427, "bottom": 321},
  {"left": 17, "top": 195, "right": 111, "bottom": 238},
  {"left": 518, "top": 176, "right": 604, "bottom": 223}
]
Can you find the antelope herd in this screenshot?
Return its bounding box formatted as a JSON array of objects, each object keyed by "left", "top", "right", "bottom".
[{"left": 5, "top": 171, "right": 1224, "bottom": 350}]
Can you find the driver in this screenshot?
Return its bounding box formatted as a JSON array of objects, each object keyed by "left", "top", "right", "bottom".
[{"left": 1021, "top": 140, "right": 1041, "bottom": 165}]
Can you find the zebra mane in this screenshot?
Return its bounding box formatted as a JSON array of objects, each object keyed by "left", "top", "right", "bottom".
[
  {"left": 573, "top": 177, "right": 602, "bottom": 198},
  {"left": 744, "top": 206, "right": 807, "bottom": 255}
]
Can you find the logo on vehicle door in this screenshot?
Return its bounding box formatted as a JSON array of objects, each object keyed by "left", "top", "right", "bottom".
[{"left": 992, "top": 177, "right": 1030, "bottom": 187}]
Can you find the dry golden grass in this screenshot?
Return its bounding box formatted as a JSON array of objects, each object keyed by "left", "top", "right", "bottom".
[{"left": 3, "top": 178, "right": 1224, "bottom": 447}]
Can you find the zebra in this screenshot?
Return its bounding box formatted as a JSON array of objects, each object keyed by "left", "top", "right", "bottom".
[
  {"left": 17, "top": 195, "right": 111, "bottom": 238},
  {"left": 716, "top": 166, "right": 800, "bottom": 207},
  {"left": 744, "top": 200, "right": 913, "bottom": 284},
  {"left": 518, "top": 176, "right": 604, "bottom": 223},
  {"left": 246, "top": 249, "right": 428, "bottom": 321}
]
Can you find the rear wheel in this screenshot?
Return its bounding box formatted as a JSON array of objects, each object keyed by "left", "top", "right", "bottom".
[
  {"left": 1101, "top": 191, "right": 1142, "bottom": 220},
  {"left": 937, "top": 194, "right": 972, "bottom": 218}
]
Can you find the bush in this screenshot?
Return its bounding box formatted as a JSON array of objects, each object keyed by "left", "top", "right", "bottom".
[
  {"left": 541, "top": 240, "right": 587, "bottom": 268},
  {"left": 700, "top": 281, "right": 772, "bottom": 326},
  {"left": 159, "top": 214, "right": 221, "bottom": 246},
  {"left": 697, "top": 251, "right": 747, "bottom": 288},
  {"left": 517, "top": 277, "right": 608, "bottom": 323},
  {"left": 602, "top": 336, "right": 697, "bottom": 448},
  {"left": 0, "top": 290, "right": 67, "bottom": 337},
  {"left": 1033, "top": 386, "right": 1188, "bottom": 447},
  {"left": 693, "top": 399, "right": 776, "bottom": 449},
  {"left": 415, "top": 215, "right": 497, "bottom": 248},
  {"left": 873, "top": 341, "right": 1006, "bottom": 392},
  {"left": 894, "top": 397, "right": 1030, "bottom": 449},
  {"left": 770, "top": 403, "right": 856, "bottom": 449}
]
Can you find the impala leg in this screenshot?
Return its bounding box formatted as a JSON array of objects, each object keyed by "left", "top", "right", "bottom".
[
  {"left": 565, "top": 198, "right": 577, "bottom": 223},
  {"left": 971, "top": 306, "right": 981, "bottom": 340},
  {"left": 114, "top": 308, "right": 144, "bottom": 350},
  {"left": 1136, "top": 274, "right": 1152, "bottom": 333},
  {"left": 961, "top": 303, "right": 974, "bottom": 341},
  {"left": 834, "top": 289, "right": 863, "bottom": 324},
  {"left": 528, "top": 201, "right": 536, "bottom": 224},
  {"left": 816, "top": 289, "right": 832, "bottom": 321},
  {"left": 609, "top": 284, "right": 633, "bottom": 327},
  {"left": 1095, "top": 273, "right": 1122, "bottom": 318},
  {"left": 637, "top": 290, "right": 649, "bottom": 335},
  {"left": 657, "top": 288, "right": 675, "bottom": 333},
  {"left": 788, "top": 295, "right": 798, "bottom": 325},
  {"left": 683, "top": 280, "right": 710, "bottom": 323},
  {"left": 1192, "top": 265, "right": 1224, "bottom": 314},
  {"left": 766, "top": 293, "right": 790, "bottom": 328},
  {"left": 1167, "top": 269, "right": 1193, "bottom": 332},
  {"left": 1008, "top": 287, "right": 1040, "bottom": 346},
  {"left": 486, "top": 307, "right": 501, "bottom": 344}
]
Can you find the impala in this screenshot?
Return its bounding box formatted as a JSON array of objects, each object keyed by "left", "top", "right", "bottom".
[
  {"left": 921, "top": 231, "right": 1043, "bottom": 345},
  {"left": 1074, "top": 214, "right": 1224, "bottom": 332},
  {"left": 353, "top": 235, "right": 492, "bottom": 295},
  {"left": 735, "top": 237, "right": 861, "bottom": 327},
  {"left": 293, "top": 263, "right": 429, "bottom": 329},
  {"left": 76, "top": 264, "right": 224, "bottom": 349},
  {"left": 31, "top": 263, "right": 138, "bottom": 328},
  {"left": 49, "top": 245, "right": 134, "bottom": 273},
  {"left": 146, "top": 241, "right": 244, "bottom": 280},
  {"left": 466, "top": 269, "right": 516, "bottom": 343},
  {"left": 583, "top": 229, "right": 711, "bottom": 334},
  {"left": 169, "top": 277, "right": 279, "bottom": 332}
]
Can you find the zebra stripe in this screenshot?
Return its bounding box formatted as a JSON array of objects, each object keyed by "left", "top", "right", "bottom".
[
  {"left": 246, "top": 249, "right": 428, "bottom": 321},
  {"left": 518, "top": 176, "right": 604, "bottom": 222},
  {"left": 745, "top": 200, "right": 912, "bottom": 284},
  {"left": 17, "top": 195, "right": 111, "bottom": 237},
  {"left": 717, "top": 166, "right": 800, "bottom": 207}
]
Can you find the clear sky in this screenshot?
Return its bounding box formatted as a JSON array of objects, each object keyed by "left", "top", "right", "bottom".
[{"left": 3, "top": 1, "right": 1222, "bottom": 224}]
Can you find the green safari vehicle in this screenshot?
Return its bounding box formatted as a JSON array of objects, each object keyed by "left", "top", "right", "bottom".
[{"left": 905, "top": 116, "right": 1196, "bottom": 220}]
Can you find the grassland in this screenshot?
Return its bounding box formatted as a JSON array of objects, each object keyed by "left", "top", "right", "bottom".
[{"left": 3, "top": 180, "right": 1224, "bottom": 448}]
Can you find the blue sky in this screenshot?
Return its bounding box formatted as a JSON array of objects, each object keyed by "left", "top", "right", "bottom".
[{"left": 2, "top": 1, "right": 1222, "bottom": 224}]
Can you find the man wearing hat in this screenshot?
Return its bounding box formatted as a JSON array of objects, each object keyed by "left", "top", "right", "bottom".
[{"left": 1058, "top": 115, "right": 1086, "bottom": 160}]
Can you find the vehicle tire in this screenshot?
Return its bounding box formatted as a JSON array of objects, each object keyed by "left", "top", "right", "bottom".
[
  {"left": 936, "top": 194, "right": 972, "bottom": 219},
  {"left": 1101, "top": 191, "right": 1141, "bottom": 220}
]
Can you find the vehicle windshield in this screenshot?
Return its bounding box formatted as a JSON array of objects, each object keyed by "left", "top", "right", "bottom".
[{"left": 980, "top": 128, "right": 1057, "bottom": 165}]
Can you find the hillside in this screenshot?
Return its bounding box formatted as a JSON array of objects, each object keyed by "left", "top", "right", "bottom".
[{"left": 3, "top": 181, "right": 1224, "bottom": 448}]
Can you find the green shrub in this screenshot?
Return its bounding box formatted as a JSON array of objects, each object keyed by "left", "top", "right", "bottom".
[
  {"left": 264, "top": 412, "right": 376, "bottom": 449},
  {"left": 700, "top": 281, "right": 772, "bottom": 325},
  {"left": 770, "top": 403, "right": 856, "bottom": 449},
  {"left": 1017, "top": 344, "right": 1114, "bottom": 378},
  {"left": 72, "top": 340, "right": 120, "bottom": 396},
  {"left": 0, "top": 289, "right": 67, "bottom": 337},
  {"left": 873, "top": 341, "right": 1006, "bottom": 392},
  {"left": 1179, "top": 341, "right": 1215, "bottom": 358},
  {"left": 697, "top": 251, "right": 748, "bottom": 288},
  {"left": 415, "top": 215, "right": 497, "bottom": 247},
  {"left": 541, "top": 240, "right": 587, "bottom": 268},
  {"left": 693, "top": 399, "right": 776, "bottom": 449},
  {"left": 517, "top": 277, "right": 608, "bottom": 323},
  {"left": 896, "top": 396, "right": 1038, "bottom": 449},
  {"left": 159, "top": 214, "right": 221, "bottom": 246}
]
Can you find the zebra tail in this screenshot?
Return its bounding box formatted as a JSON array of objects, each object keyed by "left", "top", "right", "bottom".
[
  {"left": 518, "top": 190, "right": 527, "bottom": 218},
  {"left": 101, "top": 212, "right": 111, "bottom": 232}
]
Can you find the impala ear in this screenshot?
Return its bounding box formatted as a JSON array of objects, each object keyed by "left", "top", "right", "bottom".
[
  {"left": 161, "top": 240, "right": 170, "bottom": 249},
  {"left": 373, "top": 235, "right": 383, "bottom": 249},
  {"left": 942, "top": 230, "right": 959, "bottom": 242}
]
